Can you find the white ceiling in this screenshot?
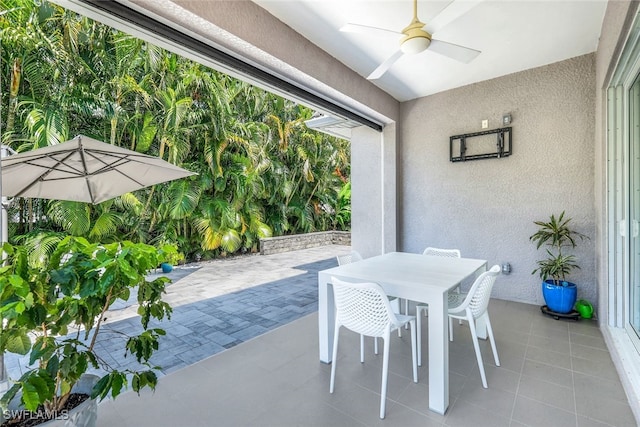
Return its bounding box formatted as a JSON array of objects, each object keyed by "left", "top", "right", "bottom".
[{"left": 252, "top": 0, "right": 608, "bottom": 102}]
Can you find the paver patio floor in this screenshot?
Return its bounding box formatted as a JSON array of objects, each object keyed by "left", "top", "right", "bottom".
[{"left": 4, "top": 245, "right": 350, "bottom": 379}]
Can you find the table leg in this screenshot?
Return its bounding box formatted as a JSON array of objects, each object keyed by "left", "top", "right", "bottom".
[
  {"left": 318, "top": 271, "right": 335, "bottom": 363},
  {"left": 427, "top": 291, "right": 449, "bottom": 415}
]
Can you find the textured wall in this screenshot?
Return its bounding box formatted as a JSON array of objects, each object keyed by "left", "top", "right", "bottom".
[{"left": 399, "top": 54, "right": 596, "bottom": 306}]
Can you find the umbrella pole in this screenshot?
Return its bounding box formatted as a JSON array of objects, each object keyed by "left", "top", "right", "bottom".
[
  {"left": 0, "top": 145, "right": 6, "bottom": 386},
  {"left": 0, "top": 146, "right": 6, "bottom": 386},
  {"left": 0, "top": 145, "right": 13, "bottom": 388},
  {"left": 0, "top": 43, "right": 6, "bottom": 388}
]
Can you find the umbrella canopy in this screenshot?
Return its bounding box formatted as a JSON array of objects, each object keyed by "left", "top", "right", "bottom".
[{"left": 1, "top": 135, "right": 195, "bottom": 204}]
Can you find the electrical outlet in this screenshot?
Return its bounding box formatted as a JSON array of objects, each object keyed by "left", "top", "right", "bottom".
[{"left": 481, "top": 119, "right": 488, "bottom": 129}]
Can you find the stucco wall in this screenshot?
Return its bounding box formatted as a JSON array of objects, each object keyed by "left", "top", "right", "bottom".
[{"left": 399, "top": 54, "right": 596, "bottom": 306}]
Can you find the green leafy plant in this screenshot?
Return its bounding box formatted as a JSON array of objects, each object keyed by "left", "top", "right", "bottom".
[
  {"left": 529, "top": 211, "right": 589, "bottom": 285},
  {"left": 0, "top": 236, "right": 172, "bottom": 416},
  {"left": 334, "top": 181, "right": 352, "bottom": 230},
  {"left": 158, "top": 242, "right": 184, "bottom": 266}
]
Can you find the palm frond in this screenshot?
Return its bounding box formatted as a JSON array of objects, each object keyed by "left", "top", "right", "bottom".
[
  {"left": 89, "top": 211, "right": 120, "bottom": 241},
  {"left": 12, "top": 231, "right": 65, "bottom": 268},
  {"left": 220, "top": 228, "right": 241, "bottom": 253},
  {"left": 166, "top": 180, "right": 201, "bottom": 220},
  {"left": 47, "top": 201, "right": 91, "bottom": 236}
]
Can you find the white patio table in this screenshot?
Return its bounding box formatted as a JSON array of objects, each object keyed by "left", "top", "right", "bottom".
[{"left": 318, "top": 251, "right": 487, "bottom": 415}]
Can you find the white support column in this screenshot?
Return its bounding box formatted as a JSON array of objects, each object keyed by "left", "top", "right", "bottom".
[
  {"left": 381, "top": 123, "right": 396, "bottom": 254},
  {"left": 351, "top": 125, "right": 397, "bottom": 257}
]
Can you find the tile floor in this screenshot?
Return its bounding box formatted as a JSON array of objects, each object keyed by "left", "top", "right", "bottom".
[{"left": 91, "top": 247, "right": 637, "bottom": 427}]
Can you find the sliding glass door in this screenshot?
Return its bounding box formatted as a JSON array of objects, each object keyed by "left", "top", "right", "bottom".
[{"left": 629, "top": 72, "right": 640, "bottom": 343}]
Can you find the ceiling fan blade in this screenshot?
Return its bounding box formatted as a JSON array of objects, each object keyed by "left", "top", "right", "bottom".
[
  {"left": 429, "top": 39, "right": 480, "bottom": 63},
  {"left": 340, "top": 23, "right": 402, "bottom": 39},
  {"left": 367, "top": 50, "right": 404, "bottom": 80},
  {"left": 425, "top": 0, "right": 484, "bottom": 34}
]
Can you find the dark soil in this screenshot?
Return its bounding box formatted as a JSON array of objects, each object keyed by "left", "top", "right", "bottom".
[{"left": 1, "top": 393, "right": 89, "bottom": 427}]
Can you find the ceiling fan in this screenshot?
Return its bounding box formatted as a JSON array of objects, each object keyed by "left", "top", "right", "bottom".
[{"left": 341, "top": 0, "right": 483, "bottom": 80}]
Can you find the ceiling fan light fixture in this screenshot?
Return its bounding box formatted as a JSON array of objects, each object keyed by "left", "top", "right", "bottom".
[{"left": 401, "top": 36, "right": 431, "bottom": 54}]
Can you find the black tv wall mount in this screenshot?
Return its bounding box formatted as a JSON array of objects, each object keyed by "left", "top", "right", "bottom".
[{"left": 450, "top": 127, "right": 512, "bottom": 162}]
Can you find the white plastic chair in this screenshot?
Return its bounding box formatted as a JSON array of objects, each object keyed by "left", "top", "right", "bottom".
[
  {"left": 446, "top": 265, "right": 501, "bottom": 388},
  {"left": 335, "top": 250, "right": 400, "bottom": 359},
  {"left": 413, "top": 247, "right": 462, "bottom": 365},
  {"left": 329, "top": 277, "right": 418, "bottom": 419},
  {"left": 336, "top": 250, "right": 363, "bottom": 266},
  {"left": 422, "top": 247, "right": 461, "bottom": 258},
  {"left": 410, "top": 248, "right": 462, "bottom": 316}
]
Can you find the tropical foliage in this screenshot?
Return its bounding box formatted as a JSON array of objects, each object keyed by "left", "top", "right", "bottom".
[
  {"left": 0, "top": 0, "right": 351, "bottom": 261},
  {"left": 0, "top": 237, "right": 171, "bottom": 414}
]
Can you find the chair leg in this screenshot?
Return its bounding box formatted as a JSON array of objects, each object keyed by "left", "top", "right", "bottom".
[
  {"left": 360, "top": 334, "right": 365, "bottom": 363},
  {"left": 330, "top": 324, "right": 341, "bottom": 393},
  {"left": 485, "top": 315, "right": 500, "bottom": 367},
  {"left": 392, "top": 298, "right": 402, "bottom": 337},
  {"left": 409, "top": 319, "right": 418, "bottom": 383},
  {"left": 455, "top": 285, "right": 462, "bottom": 325},
  {"left": 467, "top": 315, "right": 488, "bottom": 388},
  {"left": 380, "top": 333, "right": 391, "bottom": 419},
  {"left": 416, "top": 306, "right": 424, "bottom": 367},
  {"left": 404, "top": 299, "right": 409, "bottom": 329}
]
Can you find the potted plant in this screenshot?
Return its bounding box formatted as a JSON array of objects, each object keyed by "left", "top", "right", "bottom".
[
  {"left": 0, "top": 236, "right": 172, "bottom": 426},
  {"left": 158, "top": 243, "right": 184, "bottom": 273},
  {"left": 529, "top": 211, "right": 589, "bottom": 314}
]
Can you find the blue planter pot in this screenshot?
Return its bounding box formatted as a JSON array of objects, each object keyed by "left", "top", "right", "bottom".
[
  {"left": 542, "top": 280, "right": 577, "bottom": 314},
  {"left": 161, "top": 262, "right": 173, "bottom": 273}
]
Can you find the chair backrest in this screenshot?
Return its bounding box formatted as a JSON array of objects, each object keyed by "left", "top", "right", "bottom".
[
  {"left": 336, "top": 250, "right": 363, "bottom": 266},
  {"left": 331, "top": 277, "right": 396, "bottom": 337},
  {"left": 422, "top": 247, "right": 461, "bottom": 258},
  {"left": 457, "top": 265, "right": 501, "bottom": 319}
]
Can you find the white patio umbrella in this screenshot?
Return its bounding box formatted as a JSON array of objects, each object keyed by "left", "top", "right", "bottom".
[
  {"left": 0, "top": 134, "right": 196, "bottom": 383},
  {"left": 1, "top": 134, "right": 195, "bottom": 204}
]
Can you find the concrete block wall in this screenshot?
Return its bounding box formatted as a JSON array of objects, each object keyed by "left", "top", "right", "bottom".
[{"left": 259, "top": 231, "right": 350, "bottom": 255}]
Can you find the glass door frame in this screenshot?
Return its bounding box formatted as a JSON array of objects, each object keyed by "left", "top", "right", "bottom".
[
  {"left": 628, "top": 71, "right": 640, "bottom": 342},
  {"left": 608, "top": 12, "right": 640, "bottom": 353}
]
